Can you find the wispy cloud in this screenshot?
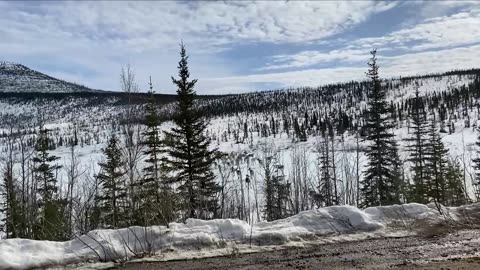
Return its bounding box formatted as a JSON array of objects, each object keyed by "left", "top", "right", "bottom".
[
  {"left": 0, "top": 1, "right": 393, "bottom": 92},
  {"left": 0, "top": 1, "right": 479, "bottom": 94},
  {"left": 1, "top": 1, "right": 390, "bottom": 52},
  {"left": 261, "top": 6, "right": 480, "bottom": 71},
  {"left": 211, "top": 45, "right": 480, "bottom": 94}
]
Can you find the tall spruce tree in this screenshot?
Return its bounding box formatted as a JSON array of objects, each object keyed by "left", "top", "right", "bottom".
[
  {"left": 262, "top": 156, "right": 275, "bottom": 221},
  {"left": 406, "top": 85, "right": 430, "bottom": 203},
  {"left": 424, "top": 120, "right": 448, "bottom": 207},
  {"left": 96, "top": 135, "right": 127, "bottom": 228},
  {"left": 260, "top": 149, "right": 290, "bottom": 221},
  {"left": 32, "top": 127, "right": 65, "bottom": 240},
  {"left": 163, "top": 43, "right": 220, "bottom": 219},
  {"left": 425, "top": 121, "right": 467, "bottom": 207},
  {"left": 315, "top": 127, "right": 335, "bottom": 207},
  {"left": 137, "top": 83, "right": 175, "bottom": 226},
  {"left": 361, "top": 50, "right": 402, "bottom": 207}
]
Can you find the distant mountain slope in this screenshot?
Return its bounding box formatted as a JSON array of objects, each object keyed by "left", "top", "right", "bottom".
[{"left": 0, "top": 61, "right": 99, "bottom": 93}]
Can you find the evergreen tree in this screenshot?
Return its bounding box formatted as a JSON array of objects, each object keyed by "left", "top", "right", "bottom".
[
  {"left": 137, "top": 86, "right": 175, "bottom": 226},
  {"left": 32, "top": 127, "right": 65, "bottom": 240},
  {"left": 406, "top": 86, "right": 430, "bottom": 203},
  {"left": 0, "top": 163, "right": 21, "bottom": 238},
  {"left": 314, "top": 124, "right": 338, "bottom": 207},
  {"left": 424, "top": 120, "right": 449, "bottom": 207},
  {"left": 445, "top": 159, "right": 468, "bottom": 206},
  {"left": 163, "top": 43, "right": 220, "bottom": 219},
  {"left": 293, "top": 117, "right": 306, "bottom": 142},
  {"left": 425, "top": 121, "right": 468, "bottom": 207},
  {"left": 273, "top": 165, "right": 290, "bottom": 220},
  {"left": 261, "top": 151, "right": 290, "bottom": 221},
  {"left": 262, "top": 156, "right": 275, "bottom": 221},
  {"left": 96, "top": 135, "right": 127, "bottom": 228},
  {"left": 243, "top": 121, "right": 248, "bottom": 141},
  {"left": 473, "top": 126, "right": 480, "bottom": 200},
  {"left": 361, "top": 50, "right": 402, "bottom": 207},
  {"left": 0, "top": 130, "right": 22, "bottom": 239}
]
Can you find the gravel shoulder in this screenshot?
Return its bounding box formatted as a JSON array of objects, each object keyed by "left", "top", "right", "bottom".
[{"left": 117, "top": 230, "right": 480, "bottom": 270}]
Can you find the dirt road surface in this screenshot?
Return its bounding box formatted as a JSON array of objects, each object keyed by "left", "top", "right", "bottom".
[{"left": 117, "top": 230, "right": 480, "bottom": 270}]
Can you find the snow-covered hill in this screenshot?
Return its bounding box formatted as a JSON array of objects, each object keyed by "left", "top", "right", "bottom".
[
  {"left": 2, "top": 65, "right": 480, "bottom": 269},
  {"left": 0, "top": 61, "right": 99, "bottom": 93},
  {"left": 1, "top": 69, "right": 480, "bottom": 190},
  {"left": 1, "top": 66, "right": 480, "bottom": 236}
]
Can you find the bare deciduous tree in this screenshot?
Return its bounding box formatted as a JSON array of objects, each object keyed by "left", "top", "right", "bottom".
[{"left": 120, "top": 65, "right": 144, "bottom": 225}]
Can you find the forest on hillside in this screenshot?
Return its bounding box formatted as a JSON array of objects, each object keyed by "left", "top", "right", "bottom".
[{"left": 1, "top": 46, "right": 480, "bottom": 242}]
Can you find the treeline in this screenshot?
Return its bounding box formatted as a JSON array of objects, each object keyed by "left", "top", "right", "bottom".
[
  {"left": 0, "top": 88, "right": 226, "bottom": 133},
  {"left": 2, "top": 66, "right": 480, "bottom": 149},
  {"left": 200, "top": 69, "right": 480, "bottom": 146},
  {"left": 201, "top": 68, "right": 480, "bottom": 119},
  {"left": 0, "top": 90, "right": 224, "bottom": 106}
]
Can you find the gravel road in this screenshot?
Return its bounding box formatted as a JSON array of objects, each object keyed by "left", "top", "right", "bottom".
[{"left": 116, "top": 230, "right": 480, "bottom": 270}]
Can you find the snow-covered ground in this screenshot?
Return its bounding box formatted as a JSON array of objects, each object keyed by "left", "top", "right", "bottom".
[
  {"left": 1, "top": 202, "right": 478, "bottom": 269},
  {"left": 1, "top": 71, "right": 479, "bottom": 213},
  {"left": 1, "top": 71, "right": 480, "bottom": 269}
]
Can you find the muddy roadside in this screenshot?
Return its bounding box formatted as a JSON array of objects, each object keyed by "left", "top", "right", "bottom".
[{"left": 115, "top": 230, "right": 480, "bottom": 269}]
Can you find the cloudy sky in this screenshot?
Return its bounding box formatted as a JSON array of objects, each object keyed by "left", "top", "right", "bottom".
[{"left": 1, "top": 1, "right": 480, "bottom": 94}]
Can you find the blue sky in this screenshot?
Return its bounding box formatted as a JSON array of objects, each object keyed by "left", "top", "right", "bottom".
[{"left": 1, "top": 1, "right": 480, "bottom": 94}]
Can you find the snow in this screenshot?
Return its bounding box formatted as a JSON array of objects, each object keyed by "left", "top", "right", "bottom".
[
  {"left": 2, "top": 202, "right": 477, "bottom": 269},
  {"left": 0, "top": 61, "right": 94, "bottom": 93},
  {"left": 254, "top": 205, "right": 383, "bottom": 244},
  {"left": 1, "top": 68, "right": 480, "bottom": 268},
  {"left": 365, "top": 203, "right": 439, "bottom": 222}
]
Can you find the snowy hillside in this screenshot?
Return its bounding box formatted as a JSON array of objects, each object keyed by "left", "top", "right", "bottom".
[
  {"left": 2, "top": 68, "right": 480, "bottom": 211},
  {"left": 5, "top": 1, "right": 480, "bottom": 269},
  {"left": 0, "top": 61, "right": 99, "bottom": 93},
  {"left": 2, "top": 66, "right": 480, "bottom": 254}
]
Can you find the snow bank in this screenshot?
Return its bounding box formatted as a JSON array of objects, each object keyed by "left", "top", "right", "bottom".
[
  {"left": 365, "top": 203, "right": 440, "bottom": 222},
  {"left": 1, "top": 203, "right": 477, "bottom": 269},
  {"left": 446, "top": 203, "right": 480, "bottom": 222},
  {"left": 254, "top": 205, "right": 383, "bottom": 244}
]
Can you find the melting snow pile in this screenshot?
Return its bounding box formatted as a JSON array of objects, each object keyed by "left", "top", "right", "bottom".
[{"left": 0, "top": 203, "right": 478, "bottom": 269}]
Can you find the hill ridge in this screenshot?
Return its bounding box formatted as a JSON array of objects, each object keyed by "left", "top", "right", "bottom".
[{"left": 0, "top": 61, "right": 99, "bottom": 93}]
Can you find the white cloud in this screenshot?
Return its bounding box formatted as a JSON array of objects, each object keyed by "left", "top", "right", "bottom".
[
  {"left": 380, "top": 45, "right": 480, "bottom": 76},
  {"left": 408, "top": 1, "right": 479, "bottom": 22},
  {"left": 1, "top": 1, "right": 395, "bottom": 51},
  {"left": 2, "top": 1, "right": 479, "bottom": 94},
  {"left": 203, "top": 67, "right": 366, "bottom": 93},
  {"left": 260, "top": 49, "right": 369, "bottom": 71},
  {"left": 209, "top": 45, "right": 480, "bottom": 93},
  {"left": 0, "top": 1, "right": 394, "bottom": 92},
  {"left": 396, "top": 11, "right": 480, "bottom": 51},
  {"left": 261, "top": 5, "right": 480, "bottom": 71}
]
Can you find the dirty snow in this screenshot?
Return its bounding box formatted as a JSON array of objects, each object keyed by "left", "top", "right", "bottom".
[{"left": 1, "top": 203, "right": 478, "bottom": 269}]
